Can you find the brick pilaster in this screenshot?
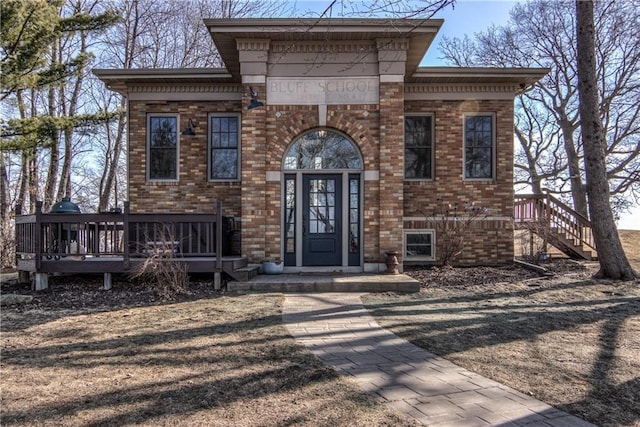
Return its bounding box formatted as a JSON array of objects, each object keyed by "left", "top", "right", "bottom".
[
  {"left": 378, "top": 81, "right": 405, "bottom": 262},
  {"left": 241, "top": 84, "right": 267, "bottom": 263}
]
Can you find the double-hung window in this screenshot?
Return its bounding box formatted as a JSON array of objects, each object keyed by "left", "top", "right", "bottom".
[
  {"left": 209, "top": 114, "right": 240, "bottom": 180},
  {"left": 404, "top": 230, "right": 435, "bottom": 261},
  {"left": 148, "top": 114, "right": 178, "bottom": 181},
  {"left": 404, "top": 115, "right": 434, "bottom": 180},
  {"left": 464, "top": 114, "right": 495, "bottom": 179}
]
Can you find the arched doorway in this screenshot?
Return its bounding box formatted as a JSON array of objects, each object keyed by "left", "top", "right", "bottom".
[{"left": 282, "top": 129, "right": 363, "bottom": 268}]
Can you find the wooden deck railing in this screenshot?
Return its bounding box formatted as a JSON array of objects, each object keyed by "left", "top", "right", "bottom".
[
  {"left": 15, "top": 201, "right": 228, "bottom": 272},
  {"left": 514, "top": 192, "right": 596, "bottom": 255}
]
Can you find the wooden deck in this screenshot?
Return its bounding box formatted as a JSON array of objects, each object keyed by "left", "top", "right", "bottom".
[
  {"left": 16, "top": 255, "right": 248, "bottom": 275},
  {"left": 15, "top": 201, "right": 250, "bottom": 281}
]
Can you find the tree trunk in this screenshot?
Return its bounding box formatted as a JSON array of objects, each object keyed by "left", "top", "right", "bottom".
[
  {"left": 44, "top": 42, "right": 60, "bottom": 211},
  {"left": 99, "top": 107, "right": 126, "bottom": 211},
  {"left": 0, "top": 154, "right": 10, "bottom": 220},
  {"left": 575, "top": 0, "right": 637, "bottom": 280},
  {"left": 515, "top": 126, "right": 543, "bottom": 193},
  {"left": 558, "top": 119, "right": 588, "bottom": 218}
]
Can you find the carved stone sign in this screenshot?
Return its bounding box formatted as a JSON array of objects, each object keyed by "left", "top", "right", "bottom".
[{"left": 267, "top": 77, "right": 379, "bottom": 105}]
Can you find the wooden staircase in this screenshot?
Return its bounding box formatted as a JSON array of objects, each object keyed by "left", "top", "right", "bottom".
[{"left": 514, "top": 193, "right": 597, "bottom": 261}]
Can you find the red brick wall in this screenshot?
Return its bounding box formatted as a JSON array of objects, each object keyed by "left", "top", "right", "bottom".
[
  {"left": 241, "top": 84, "right": 268, "bottom": 262},
  {"left": 262, "top": 104, "right": 381, "bottom": 264},
  {"left": 403, "top": 99, "right": 515, "bottom": 265},
  {"left": 128, "top": 100, "right": 242, "bottom": 216},
  {"left": 379, "top": 82, "right": 405, "bottom": 264},
  {"left": 127, "top": 96, "right": 515, "bottom": 266}
]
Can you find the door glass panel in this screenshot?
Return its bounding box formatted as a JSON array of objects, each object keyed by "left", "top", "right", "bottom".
[
  {"left": 285, "top": 177, "right": 295, "bottom": 254},
  {"left": 309, "top": 178, "right": 336, "bottom": 235},
  {"left": 349, "top": 176, "right": 359, "bottom": 253}
]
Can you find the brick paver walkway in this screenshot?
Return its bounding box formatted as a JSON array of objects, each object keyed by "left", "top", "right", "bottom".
[{"left": 283, "top": 293, "right": 596, "bottom": 427}]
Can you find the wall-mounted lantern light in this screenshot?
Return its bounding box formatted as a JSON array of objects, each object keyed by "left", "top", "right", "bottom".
[
  {"left": 182, "top": 119, "right": 196, "bottom": 136},
  {"left": 247, "top": 86, "right": 264, "bottom": 110}
]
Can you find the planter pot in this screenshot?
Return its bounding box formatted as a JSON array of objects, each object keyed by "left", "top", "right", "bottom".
[
  {"left": 384, "top": 251, "right": 400, "bottom": 274},
  {"left": 263, "top": 260, "right": 284, "bottom": 274}
]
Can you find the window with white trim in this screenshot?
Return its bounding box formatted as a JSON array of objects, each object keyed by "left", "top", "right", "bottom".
[
  {"left": 464, "top": 114, "right": 495, "bottom": 179},
  {"left": 209, "top": 114, "right": 240, "bottom": 180},
  {"left": 147, "top": 114, "right": 178, "bottom": 181},
  {"left": 404, "top": 230, "right": 435, "bottom": 261},
  {"left": 404, "top": 115, "right": 434, "bottom": 179}
]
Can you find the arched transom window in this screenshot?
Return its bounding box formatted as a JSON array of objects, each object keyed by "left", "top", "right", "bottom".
[{"left": 283, "top": 129, "right": 362, "bottom": 170}]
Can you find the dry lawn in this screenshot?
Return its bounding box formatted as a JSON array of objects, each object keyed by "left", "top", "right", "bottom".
[
  {"left": 618, "top": 229, "right": 640, "bottom": 271},
  {"left": 1, "top": 281, "right": 413, "bottom": 427},
  {"left": 364, "top": 257, "right": 640, "bottom": 427}
]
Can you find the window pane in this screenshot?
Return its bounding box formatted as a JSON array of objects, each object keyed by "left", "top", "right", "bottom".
[
  {"left": 464, "top": 116, "right": 493, "bottom": 179},
  {"left": 283, "top": 130, "right": 362, "bottom": 169},
  {"left": 210, "top": 149, "right": 237, "bottom": 179},
  {"left": 149, "top": 147, "right": 177, "bottom": 179},
  {"left": 405, "top": 147, "right": 432, "bottom": 179},
  {"left": 407, "top": 233, "right": 431, "bottom": 245},
  {"left": 149, "top": 116, "right": 177, "bottom": 180},
  {"left": 404, "top": 116, "right": 433, "bottom": 179},
  {"left": 229, "top": 117, "right": 238, "bottom": 130},
  {"left": 405, "top": 232, "right": 433, "bottom": 258},
  {"left": 229, "top": 132, "right": 238, "bottom": 148},
  {"left": 210, "top": 115, "right": 239, "bottom": 180}
]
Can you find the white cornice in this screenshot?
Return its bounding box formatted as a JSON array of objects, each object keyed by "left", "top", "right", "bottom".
[
  {"left": 236, "top": 39, "right": 271, "bottom": 51},
  {"left": 376, "top": 38, "right": 410, "bottom": 52},
  {"left": 127, "top": 84, "right": 243, "bottom": 101},
  {"left": 129, "top": 84, "right": 242, "bottom": 93},
  {"left": 270, "top": 41, "right": 376, "bottom": 54}
]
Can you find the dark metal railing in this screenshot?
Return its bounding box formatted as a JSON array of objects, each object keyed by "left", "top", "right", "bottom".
[{"left": 15, "top": 201, "right": 228, "bottom": 272}]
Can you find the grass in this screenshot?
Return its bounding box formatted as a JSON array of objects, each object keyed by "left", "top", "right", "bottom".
[
  {"left": 1, "top": 230, "right": 638, "bottom": 426},
  {"left": 1, "top": 293, "right": 413, "bottom": 426},
  {"left": 363, "top": 230, "right": 640, "bottom": 427}
]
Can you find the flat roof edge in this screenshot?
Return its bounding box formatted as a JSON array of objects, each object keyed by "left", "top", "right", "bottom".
[
  {"left": 204, "top": 17, "right": 443, "bottom": 33},
  {"left": 414, "top": 66, "right": 551, "bottom": 77},
  {"left": 92, "top": 68, "right": 232, "bottom": 80}
]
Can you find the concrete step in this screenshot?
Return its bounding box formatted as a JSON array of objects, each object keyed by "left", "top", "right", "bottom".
[
  {"left": 226, "top": 265, "right": 259, "bottom": 282},
  {"left": 227, "top": 273, "right": 420, "bottom": 293}
]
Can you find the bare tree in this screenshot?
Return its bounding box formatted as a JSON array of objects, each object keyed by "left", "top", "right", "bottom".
[
  {"left": 440, "top": 0, "right": 640, "bottom": 219},
  {"left": 576, "top": 0, "right": 636, "bottom": 280}
]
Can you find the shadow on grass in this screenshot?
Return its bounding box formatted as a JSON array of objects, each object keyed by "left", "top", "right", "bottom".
[
  {"left": 1, "top": 295, "right": 409, "bottom": 427},
  {"left": 361, "top": 280, "right": 639, "bottom": 426}
]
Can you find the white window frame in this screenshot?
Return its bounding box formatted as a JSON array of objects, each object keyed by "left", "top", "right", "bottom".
[
  {"left": 404, "top": 113, "right": 435, "bottom": 181},
  {"left": 463, "top": 113, "right": 496, "bottom": 181},
  {"left": 208, "top": 113, "right": 241, "bottom": 182},
  {"left": 147, "top": 113, "right": 179, "bottom": 182},
  {"left": 403, "top": 229, "right": 436, "bottom": 261}
]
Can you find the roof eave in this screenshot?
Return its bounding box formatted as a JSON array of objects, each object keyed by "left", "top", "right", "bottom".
[
  {"left": 92, "top": 68, "right": 234, "bottom": 95},
  {"left": 410, "top": 67, "right": 551, "bottom": 86}
]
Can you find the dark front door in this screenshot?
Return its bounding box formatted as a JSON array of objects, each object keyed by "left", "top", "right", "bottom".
[{"left": 302, "top": 174, "right": 342, "bottom": 266}]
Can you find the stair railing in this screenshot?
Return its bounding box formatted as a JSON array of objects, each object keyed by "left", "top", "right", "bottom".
[{"left": 514, "top": 192, "right": 596, "bottom": 255}]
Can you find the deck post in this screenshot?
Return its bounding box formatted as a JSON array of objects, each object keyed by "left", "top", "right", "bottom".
[
  {"left": 123, "top": 201, "right": 130, "bottom": 270},
  {"left": 35, "top": 201, "right": 43, "bottom": 271},
  {"left": 216, "top": 200, "right": 223, "bottom": 272},
  {"left": 34, "top": 273, "right": 48, "bottom": 291},
  {"left": 103, "top": 273, "right": 112, "bottom": 290},
  {"left": 214, "top": 272, "right": 221, "bottom": 290},
  {"left": 18, "top": 271, "right": 30, "bottom": 284}
]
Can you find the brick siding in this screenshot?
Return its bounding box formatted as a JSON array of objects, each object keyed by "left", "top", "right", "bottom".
[{"left": 128, "top": 96, "right": 516, "bottom": 266}]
